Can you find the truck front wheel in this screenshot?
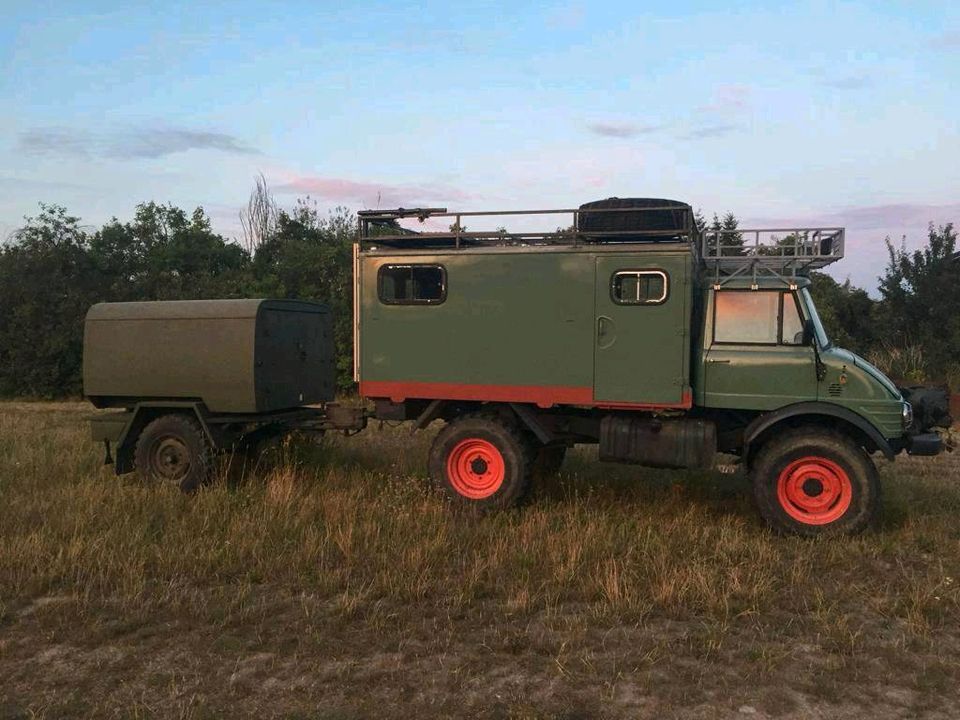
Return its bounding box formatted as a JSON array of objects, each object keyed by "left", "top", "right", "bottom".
[
  {"left": 135, "top": 414, "right": 213, "bottom": 493},
  {"left": 428, "top": 413, "right": 534, "bottom": 510},
  {"left": 751, "top": 428, "right": 880, "bottom": 536}
]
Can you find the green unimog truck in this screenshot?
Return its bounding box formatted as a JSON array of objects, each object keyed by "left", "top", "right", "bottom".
[{"left": 84, "top": 199, "right": 948, "bottom": 536}]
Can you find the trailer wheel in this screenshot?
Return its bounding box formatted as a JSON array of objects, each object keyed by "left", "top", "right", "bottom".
[
  {"left": 429, "top": 413, "right": 534, "bottom": 510},
  {"left": 534, "top": 444, "right": 567, "bottom": 477},
  {"left": 135, "top": 414, "right": 213, "bottom": 493},
  {"left": 751, "top": 427, "right": 879, "bottom": 536}
]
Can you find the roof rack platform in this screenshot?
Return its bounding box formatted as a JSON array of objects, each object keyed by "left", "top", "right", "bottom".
[{"left": 701, "top": 227, "right": 845, "bottom": 287}]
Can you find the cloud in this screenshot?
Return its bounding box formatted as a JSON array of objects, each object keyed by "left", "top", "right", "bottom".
[
  {"left": 0, "top": 175, "right": 86, "bottom": 192},
  {"left": 820, "top": 74, "right": 872, "bottom": 90},
  {"left": 933, "top": 30, "right": 960, "bottom": 48},
  {"left": 546, "top": 2, "right": 585, "bottom": 30},
  {"left": 698, "top": 84, "right": 751, "bottom": 114},
  {"left": 827, "top": 203, "right": 960, "bottom": 230},
  {"left": 273, "top": 175, "right": 471, "bottom": 208},
  {"left": 683, "top": 123, "right": 741, "bottom": 139},
  {"left": 114, "top": 129, "right": 257, "bottom": 158},
  {"left": 18, "top": 127, "right": 258, "bottom": 159},
  {"left": 587, "top": 122, "right": 662, "bottom": 138},
  {"left": 741, "top": 202, "right": 960, "bottom": 292},
  {"left": 748, "top": 203, "right": 960, "bottom": 232}
]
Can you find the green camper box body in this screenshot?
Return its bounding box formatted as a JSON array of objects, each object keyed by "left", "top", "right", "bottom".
[
  {"left": 357, "top": 243, "right": 695, "bottom": 409},
  {"left": 84, "top": 299, "right": 335, "bottom": 414}
]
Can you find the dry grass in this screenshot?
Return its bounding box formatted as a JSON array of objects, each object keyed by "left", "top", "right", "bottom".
[
  {"left": 1, "top": 402, "right": 959, "bottom": 718},
  {"left": 866, "top": 344, "right": 928, "bottom": 385}
]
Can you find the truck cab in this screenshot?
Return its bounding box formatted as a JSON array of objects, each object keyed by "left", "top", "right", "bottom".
[{"left": 699, "top": 277, "right": 909, "bottom": 443}]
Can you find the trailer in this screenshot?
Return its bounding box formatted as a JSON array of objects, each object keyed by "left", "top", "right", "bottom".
[
  {"left": 85, "top": 199, "right": 949, "bottom": 535},
  {"left": 85, "top": 299, "right": 366, "bottom": 491}
]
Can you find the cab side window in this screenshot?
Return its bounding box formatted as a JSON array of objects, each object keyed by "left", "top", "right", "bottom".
[
  {"left": 611, "top": 270, "right": 668, "bottom": 305},
  {"left": 378, "top": 264, "right": 446, "bottom": 305},
  {"left": 781, "top": 293, "right": 805, "bottom": 345},
  {"left": 714, "top": 291, "right": 806, "bottom": 345}
]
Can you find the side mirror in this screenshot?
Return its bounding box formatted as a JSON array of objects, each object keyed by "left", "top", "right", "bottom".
[{"left": 802, "top": 319, "right": 815, "bottom": 346}]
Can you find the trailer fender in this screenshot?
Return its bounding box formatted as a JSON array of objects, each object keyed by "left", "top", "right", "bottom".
[
  {"left": 743, "top": 402, "right": 895, "bottom": 462},
  {"left": 113, "top": 402, "right": 217, "bottom": 474}
]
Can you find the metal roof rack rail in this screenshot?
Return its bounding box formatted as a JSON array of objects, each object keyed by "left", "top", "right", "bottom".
[
  {"left": 701, "top": 227, "right": 845, "bottom": 288},
  {"left": 358, "top": 203, "right": 697, "bottom": 250}
]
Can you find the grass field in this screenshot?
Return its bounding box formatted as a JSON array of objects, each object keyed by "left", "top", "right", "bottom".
[{"left": 1, "top": 401, "right": 959, "bottom": 719}]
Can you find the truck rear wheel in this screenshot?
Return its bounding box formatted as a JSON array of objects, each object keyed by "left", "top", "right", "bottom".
[
  {"left": 135, "top": 414, "right": 213, "bottom": 493},
  {"left": 428, "top": 413, "right": 534, "bottom": 510},
  {"left": 751, "top": 427, "right": 880, "bottom": 536}
]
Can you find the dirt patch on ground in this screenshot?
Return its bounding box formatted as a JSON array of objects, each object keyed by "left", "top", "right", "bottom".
[{"left": 2, "top": 591, "right": 959, "bottom": 719}]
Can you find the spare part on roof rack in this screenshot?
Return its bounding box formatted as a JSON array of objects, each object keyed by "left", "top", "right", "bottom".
[{"left": 578, "top": 198, "right": 692, "bottom": 242}]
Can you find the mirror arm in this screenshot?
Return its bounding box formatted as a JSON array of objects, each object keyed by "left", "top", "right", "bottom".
[{"left": 806, "top": 320, "right": 827, "bottom": 381}]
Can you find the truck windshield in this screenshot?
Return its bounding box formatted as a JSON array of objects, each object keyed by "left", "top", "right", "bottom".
[{"left": 799, "top": 288, "right": 830, "bottom": 348}]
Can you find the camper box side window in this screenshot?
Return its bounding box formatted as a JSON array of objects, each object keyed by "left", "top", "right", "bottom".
[
  {"left": 611, "top": 270, "right": 668, "bottom": 305},
  {"left": 378, "top": 264, "right": 446, "bottom": 305}
]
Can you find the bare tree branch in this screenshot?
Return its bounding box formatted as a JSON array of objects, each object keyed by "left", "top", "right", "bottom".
[{"left": 239, "top": 173, "right": 278, "bottom": 253}]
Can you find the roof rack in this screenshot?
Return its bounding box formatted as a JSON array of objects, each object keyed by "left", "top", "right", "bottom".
[
  {"left": 357, "top": 206, "right": 845, "bottom": 286},
  {"left": 701, "top": 227, "right": 845, "bottom": 287},
  {"left": 358, "top": 204, "right": 696, "bottom": 250}
]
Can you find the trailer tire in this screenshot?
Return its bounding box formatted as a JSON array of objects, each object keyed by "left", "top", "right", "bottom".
[
  {"left": 135, "top": 414, "right": 213, "bottom": 493},
  {"left": 429, "top": 413, "right": 534, "bottom": 510},
  {"left": 751, "top": 427, "right": 879, "bottom": 537}
]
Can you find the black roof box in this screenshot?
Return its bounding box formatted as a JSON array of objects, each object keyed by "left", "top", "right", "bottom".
[{"left": 578, "top": 197, "right": 693, "bottom": 242}]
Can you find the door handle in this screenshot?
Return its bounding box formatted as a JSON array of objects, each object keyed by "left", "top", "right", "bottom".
[
  {"left": 597, "top": 315, "right": 615, "bottom": 348},
  {"left": 597, "top": 316, "right": 611, "bottom": 337},
  {"left": 707, "top": 358, "right": 730, "bottom": 364}
]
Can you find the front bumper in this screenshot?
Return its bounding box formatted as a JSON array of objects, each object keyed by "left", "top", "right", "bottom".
[{"left": 905, "top": 432, "right": 943, "bottom": 456}]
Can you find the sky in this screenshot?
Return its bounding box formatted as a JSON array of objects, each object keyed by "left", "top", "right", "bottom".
[{"left": 1, "top": 0, "right": 958, "bottom": 292}]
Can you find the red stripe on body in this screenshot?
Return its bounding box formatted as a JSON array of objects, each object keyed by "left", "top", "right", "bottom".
[{"left": 360, "top": 380, "right": 693, "bottom": 410}]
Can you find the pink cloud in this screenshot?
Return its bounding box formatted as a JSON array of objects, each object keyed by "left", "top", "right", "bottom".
[
  {"left": 934, "top": 30, "right": 960, "bottom": 48},
  {"left": 587, "top": 121, "right": 663, "bottom": 138},
  {"left": 698, "top": 84, "right": 751, "bottom": 114},
  {"left": 740, "top": 202, "right": 960, "bottom": 291},
  {"left": 744, "top": 202, "right": 960, "bottom": 233},
  {"left": 274, "top": 175, "right": 471, "bottom": 208}
]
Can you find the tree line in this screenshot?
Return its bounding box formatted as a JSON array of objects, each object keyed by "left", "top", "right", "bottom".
[{"left": 0, "top": 187, "right": 957, "bottom": 398}]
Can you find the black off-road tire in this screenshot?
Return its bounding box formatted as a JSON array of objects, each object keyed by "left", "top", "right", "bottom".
[
  {"left": 428, "top": 412, "right": 535, "bottom": 511},
  {"left": 533, "top": 444, "right": 567, "bottom": 478},
  {"left": 134, "top": 414, "right": 213, "bottom": 493},
  {"left": 751, "top": 427, "right": 880, "bottom": 537}
]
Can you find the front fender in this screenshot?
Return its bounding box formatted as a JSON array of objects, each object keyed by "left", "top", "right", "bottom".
[{"left": 743, "top": 401, "right": 895, "bottom": 460}]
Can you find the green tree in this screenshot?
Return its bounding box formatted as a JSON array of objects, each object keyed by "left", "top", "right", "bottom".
[
  {"left": 700, "top": 212, "right": 744, "bottom": 257},
  {"left": 0, "top": 205, "right": 99, "bottom": 396},
  {"left": 250, "top": 200, "right": 355, "bottom": 389},
  {"left": 806, "top": 272, "right": 878, "bottom": 354},
  {"left": 89, "top": 202, "right": 250, "bottom": 301},
  {"left": 0, "top": 202, "right": 253, "bottom": 397},
  {"left": 878, "top": 223, "right": 959, "bottom": 376}
]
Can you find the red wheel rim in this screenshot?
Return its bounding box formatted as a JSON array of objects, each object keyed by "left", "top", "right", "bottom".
[
  {"left": 776, "top": 456, "right": 852, "bottom": 525},
  {"left": 446, "top": 438, "right": 505, "bottom": 499}
]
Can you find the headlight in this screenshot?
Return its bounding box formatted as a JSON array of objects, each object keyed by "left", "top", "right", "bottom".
[{"left": 902, "top": 402, "right": 914, "bottom": 429}]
